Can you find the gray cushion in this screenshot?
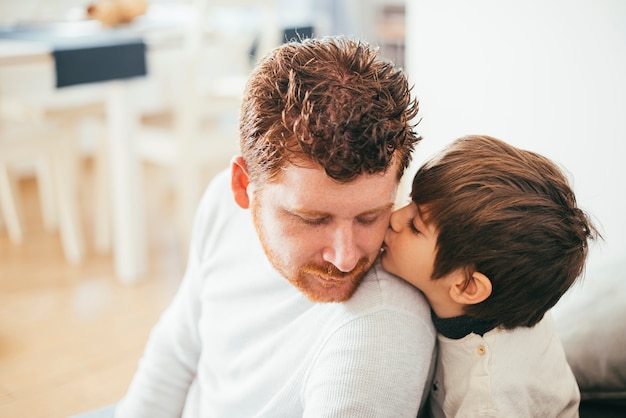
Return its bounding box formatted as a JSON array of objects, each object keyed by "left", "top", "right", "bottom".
[{"left": 552, "top": 260, "right": 626, "bottom": 402}]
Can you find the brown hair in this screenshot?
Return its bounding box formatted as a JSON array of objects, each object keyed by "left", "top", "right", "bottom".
[
  {"left": 239, "top": 36, "right": 421, "bottom": 185},
  {"left": 411, "top": 135, "right": 599, "bottom": 329}
]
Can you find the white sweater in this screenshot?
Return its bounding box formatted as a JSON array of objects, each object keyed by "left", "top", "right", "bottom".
[
  {"left": 115, "top": 170, "right": 436, "bottom": 418},
  {"left": 429, "top": 314, "right": 580, "bottom": 418}
]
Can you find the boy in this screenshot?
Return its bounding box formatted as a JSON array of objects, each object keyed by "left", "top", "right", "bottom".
[{"left": 381, "top": 135, "right": 598, "bottom": 417}]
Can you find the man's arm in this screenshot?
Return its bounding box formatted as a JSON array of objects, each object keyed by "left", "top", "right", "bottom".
[
  {"left": 114, "top": 175, "right": 226, "bottom": 418},
  {"left": 114, "top": 253, "right": 203, "bottom": 418}
]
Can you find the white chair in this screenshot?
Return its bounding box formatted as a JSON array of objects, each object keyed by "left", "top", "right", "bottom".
[
  {"left": 0, "top": 61, "right": 111, "bottom": 254},
  {"left": 135, "top": 0, "right": 280, "bottom": 249},
  {"left": 0, "top": 5, "right": 99, "bottom": 265},
  {"left": 0, "top": 118, "right": 84, "bottom": 264}
]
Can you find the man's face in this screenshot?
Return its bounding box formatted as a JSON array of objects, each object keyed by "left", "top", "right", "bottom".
[{"left": 249, "top": 162, "right": 400, "bottom": 303}]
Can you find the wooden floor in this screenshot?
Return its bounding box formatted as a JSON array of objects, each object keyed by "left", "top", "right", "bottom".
[{"left": 0, "top": 161, "right": 200, "bottom": 417}]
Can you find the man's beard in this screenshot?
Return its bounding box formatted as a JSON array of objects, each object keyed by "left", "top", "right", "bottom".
[
  {"left": 252, "top": 201, "right": 374, "bottom": 302},
  {"left": 290, "top": 258, "right": 372, "bottom": 302}
]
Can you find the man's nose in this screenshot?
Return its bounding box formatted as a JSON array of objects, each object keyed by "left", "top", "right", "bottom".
[{"left": 322, "top": 225, "right": 359, "bottom": 273}]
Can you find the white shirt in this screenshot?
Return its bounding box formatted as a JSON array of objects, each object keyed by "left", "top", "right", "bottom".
[
  {"left": 115, "top": 170, "right": 436, "bottom": 418},
  {"left": 429, "top": 314, "right": 580, "bottom": 418}
]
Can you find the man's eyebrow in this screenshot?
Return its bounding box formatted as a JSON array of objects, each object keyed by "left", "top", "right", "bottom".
[
  {"left": 358, "top": 203, "right": 394, "bottom": 216},
  {"left": 291, "top": 203, "right": 394, "bottom": 217}
]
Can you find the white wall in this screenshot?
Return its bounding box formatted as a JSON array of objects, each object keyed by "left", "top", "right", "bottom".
[{"left": 405, "top": 0, "right": 626, "bottom": 273}]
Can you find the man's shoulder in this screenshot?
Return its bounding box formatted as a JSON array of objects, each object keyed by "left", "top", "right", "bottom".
[
  {"left": 348, "top": 262, "right": 432, "bottom": 320},
  {"left": 199, "top": 168, "right": 233, "bottom": 208},
  {"left": 192, "top": 168, "right": 253, "bottom": 255},
  {"left": 196, "top": 167, "right": 252, "bottom": 224}
]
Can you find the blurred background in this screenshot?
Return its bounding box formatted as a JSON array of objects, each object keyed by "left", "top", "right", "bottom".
[
  {"left": 0, "top": 0, "right": 624, "bottom": 417},
  {"left": 0, "top": 1, "right": 406, "bottom": 417}
]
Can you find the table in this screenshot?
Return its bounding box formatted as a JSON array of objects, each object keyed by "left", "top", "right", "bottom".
[{"left": 0, "top": 23, "right": 151, "bottom": 283}]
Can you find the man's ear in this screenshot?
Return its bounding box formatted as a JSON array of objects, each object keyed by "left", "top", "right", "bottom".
[
  {"left": 449, "top": 271, "right": 492, "bottom": 306},
  {"left": 231, "top": 156, "right": 251, "bottom": 209}
]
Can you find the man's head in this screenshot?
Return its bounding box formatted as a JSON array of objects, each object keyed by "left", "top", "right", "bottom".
[
  {"left": 384, "top": 135, "right": 598, "bottom": 328},
  {"left": 231, "top": 37, "right": 421, "bottom": 303},
  {"left": 238, "top": 36, "right": 419, "bottom": 186}
]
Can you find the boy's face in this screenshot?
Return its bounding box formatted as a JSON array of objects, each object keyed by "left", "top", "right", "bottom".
[
  {"left": 381, "top": 202, "right": 438, "bottom": 293},
  {"left": 382, "top": 202, "right": 488, "bottom": 318},
  {"left": 382, "top": 201, "right": 468, "bottom": 314}
]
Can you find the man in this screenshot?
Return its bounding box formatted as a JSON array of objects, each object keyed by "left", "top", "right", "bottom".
[{"left": 115, "top": 36, "right": 435, "bottom": 418}]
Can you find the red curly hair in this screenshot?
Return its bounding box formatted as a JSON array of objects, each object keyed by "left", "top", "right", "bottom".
[{"left": 239, "top": 36, "right": 421, "bottom": 185}]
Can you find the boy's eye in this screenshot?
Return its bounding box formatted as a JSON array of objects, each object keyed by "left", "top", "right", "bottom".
[{"left": 408, "top": 219, "right": 421, "bottom": 234}]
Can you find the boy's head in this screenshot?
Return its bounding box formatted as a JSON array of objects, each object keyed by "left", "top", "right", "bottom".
[{"left": 382, "top": 135, "right": 598, "bottom": 329}]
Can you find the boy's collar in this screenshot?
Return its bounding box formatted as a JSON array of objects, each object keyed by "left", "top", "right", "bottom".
[{"left": 431, "top": 310, "right": 497, "bottom": 339}]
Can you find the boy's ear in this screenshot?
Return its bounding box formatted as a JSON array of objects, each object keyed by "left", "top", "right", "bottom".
[
  {"left": 449, "top": 271, "right": 492, "bottom": 306},
  {"left": 231, "top": 156, "right": 251, "bottom": 209}
]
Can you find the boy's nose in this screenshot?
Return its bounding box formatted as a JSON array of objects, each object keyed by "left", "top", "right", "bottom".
[{"left": 389, "top": 207, "right": 404, "bottom": 232}]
